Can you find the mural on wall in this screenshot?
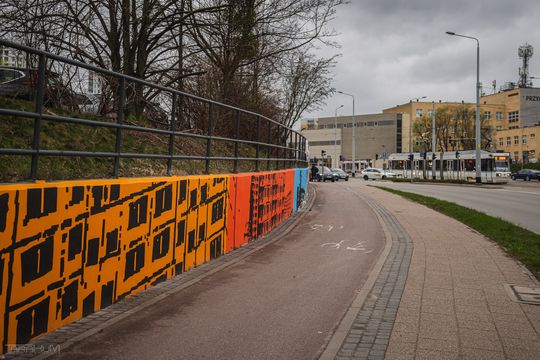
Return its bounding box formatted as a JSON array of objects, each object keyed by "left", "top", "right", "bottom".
[{"left": 0, "top": 169, "right": 308, "bottom": 352}]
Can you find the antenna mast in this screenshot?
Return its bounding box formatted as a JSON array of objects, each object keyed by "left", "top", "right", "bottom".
[{"left": 518, "top": 43, "right": 534, "bottom": 88}]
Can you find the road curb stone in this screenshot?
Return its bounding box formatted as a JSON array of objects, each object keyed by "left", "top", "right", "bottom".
[{"left": 330, "top": 187, "right": 413, "bottom": 360}]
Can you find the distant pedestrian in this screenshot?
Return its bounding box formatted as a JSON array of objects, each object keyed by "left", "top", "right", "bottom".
[{"left": 310, "top": 164, "right": 319, "bottom": 181}]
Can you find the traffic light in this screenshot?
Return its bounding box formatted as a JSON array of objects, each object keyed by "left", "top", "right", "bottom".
[
  {"left": 321, "top": 150, "right": 326, "bottom": 157},
  {"left": 460, "top": 135, "right": 465, "bottom": 144},
  {"left": 408, "top": 153, "right": 414, "bottom": 161},
  {"left": 375, "top": 154, "right": 379, "bottom": 160},
  {"left": 455, "top": 151, "right": 460, "bottom": 159},
  {"left": 432, "top": 153, "right": 437, "bottom": 160}
]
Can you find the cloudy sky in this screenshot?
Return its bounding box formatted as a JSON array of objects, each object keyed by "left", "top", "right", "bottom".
[{"left": 304, "top": 0, "right": 540, "bottom": 120}]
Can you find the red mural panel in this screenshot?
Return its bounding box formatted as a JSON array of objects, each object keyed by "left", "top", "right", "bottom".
[{"left": 227, "top": 170, "right": 295, "bottom": 251}]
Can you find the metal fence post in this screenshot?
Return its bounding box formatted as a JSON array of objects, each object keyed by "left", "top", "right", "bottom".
[
  {"left": 294, "top": 132, "right": 299, "bottom": 168},
  {"left": 114, "top": 77, "right": 125, "bottom": 177},
  {"left": 289, "top": 131, "right": 293, "bottom": 169},
  {"left": 233, "top": 110, "right": 240, "bottom": 173},
  {"left": 255, "top": 116, "right": 260, "bottom": 172},
  {"left": 205, "top": 102, "right": 213, "bottom": 174},
  {"left": 167, "top": 93, "right": 177, "bottom": 175},
  {"left": 267, "top": 121, "right": 272, "bottom": 170},
  {"left": 275, "top": 127, "right": 281, "bottom": 170},
  {"left": 30, "top": 54, "right": 46, "bottom": 180}
]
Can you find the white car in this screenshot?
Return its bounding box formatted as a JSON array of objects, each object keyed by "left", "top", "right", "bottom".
[{"left": 361, "top": 168, "right": 396, "bottom": 180}]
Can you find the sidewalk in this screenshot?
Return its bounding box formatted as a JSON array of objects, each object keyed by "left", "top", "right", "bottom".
[{"left": 357, "top": 184, "right": 540, "bottom": 360}]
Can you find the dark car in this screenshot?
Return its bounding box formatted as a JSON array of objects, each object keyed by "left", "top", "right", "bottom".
[
  {"left": 314, "top": 166, "right": 335, "bottom": 182},
  {"left": 331, "top": 168, "right": 349, "bottom": 181},
  {"left": 511, "top": 169, "right": 540, "bottom": 181}
]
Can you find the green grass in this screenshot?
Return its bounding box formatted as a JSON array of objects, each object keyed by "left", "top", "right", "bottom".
[
  {"left": 0, "top": 97, "right": 270, "bottom": 182},
  {"left": 378, "top": 187, "right": 540, "bottom": 280},
  {"left": 390, "top": 178, "right": 469, "bottom": 184}
]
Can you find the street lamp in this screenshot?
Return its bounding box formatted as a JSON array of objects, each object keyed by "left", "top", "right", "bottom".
[
  {"left": 446, "top": 31, "right": 482, "bottom": 184},
  {"left": 409, "top": 96, "right": 426, "bottom": 180},
  {"left": 337, "top": 91, "right": 356, "bottom": 176},
  {"left": 334, "top": 104, "right": 344, "bottom": 168}
]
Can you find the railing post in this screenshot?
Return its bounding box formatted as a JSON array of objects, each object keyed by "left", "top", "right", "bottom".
[
  {"left": 294, "top": 132, "right": 299, "bottom": 168},
  {"left": 167, "top": 93, "right": 177, "bottom": 175},
  {"left": 289, "top": 130, "right": 293, "bottom": 168},
  {"left": 275, "top": 127, "right": 281, "bottom": 170},
  {"left": 255, "top": 115, "right": 261, "bottom": 172},
  {"left": 267, "top": 121, "right": 271, "bottom": 170},
  {"left": 233, "top": 110, "right": 240, "bottom": 173},
  {"left": 205, "top": 102, "right": 213, "bottom": 174},
  {"left": 30, "top": 53, "right": 46, "bottom": 180},
  {"left": 114, "top": 77, "right": 125, "bottom": 177}
]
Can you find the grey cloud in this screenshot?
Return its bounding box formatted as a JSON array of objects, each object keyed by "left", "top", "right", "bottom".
[{"left": 305, "top": 0, "right": 540, "bottom": 119}]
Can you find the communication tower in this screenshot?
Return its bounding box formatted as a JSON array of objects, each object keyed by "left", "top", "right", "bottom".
[{"left": 518, "top": 43, "right": 533, "bottom": 88}]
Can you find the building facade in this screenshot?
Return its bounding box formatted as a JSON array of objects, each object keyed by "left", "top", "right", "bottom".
[
  {"left": 0, "top": 46, "right": 26, "bottom": 68},
  {"left": 383, "top": 88, "right": 540, "bottom": 163},
  {"left": 301, "top": 112, "right": 406, "bottom": 168}
]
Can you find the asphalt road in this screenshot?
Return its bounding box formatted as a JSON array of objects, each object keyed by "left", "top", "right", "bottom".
[
  {"left": 367, "top": 179, "right": 540, "bottom": 234},
  {"left": 53, "top": 182, "right": 385, "bottom": 360}
]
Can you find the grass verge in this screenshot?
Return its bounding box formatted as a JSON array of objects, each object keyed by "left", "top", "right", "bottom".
[{"left": 378, "top": 186, "right": 540, "bottom": 280}]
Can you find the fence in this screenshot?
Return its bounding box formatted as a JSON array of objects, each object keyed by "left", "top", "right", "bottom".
[{"left": 0, "top": 39, "right": 308, "bottom": 182}]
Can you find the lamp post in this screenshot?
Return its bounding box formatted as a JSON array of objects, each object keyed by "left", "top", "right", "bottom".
[
  {"left": 446, "top": 31, "right": 482, "bottom": 184},
  {"left": 338, "top": 91, "right": 356, "bottom": 176},
  {"left": 431, "top": 101, "right": 436, "bottom": 180},
  {"left": 334, "top": 104, "right": 344, "bottom": 168},
  {"left": 409, "top": 96, "right": 426, "bottom": 180}
]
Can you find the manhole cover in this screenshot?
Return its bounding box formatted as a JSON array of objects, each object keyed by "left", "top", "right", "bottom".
[{"left": 505, "top": 284, "right": 540, "bottom": 305}]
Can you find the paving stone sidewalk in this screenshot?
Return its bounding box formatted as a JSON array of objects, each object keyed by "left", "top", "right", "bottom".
[{"left": 362, "top": 185, "right": 540, "bottom": 360}]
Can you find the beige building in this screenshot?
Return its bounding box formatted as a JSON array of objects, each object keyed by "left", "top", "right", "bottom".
[
  {"left": 301, "top": 112, "right": 407, "bottom": 168},
  {"left": 383, "top": 88, "right": 540, "bottom": 163},
  {"left": 482, "top": 87, "right": 540, "bottom": 162}
]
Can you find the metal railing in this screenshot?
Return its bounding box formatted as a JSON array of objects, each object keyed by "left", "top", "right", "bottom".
[{"left": 0, "top": 39, "right": 308, "bottom": 182}]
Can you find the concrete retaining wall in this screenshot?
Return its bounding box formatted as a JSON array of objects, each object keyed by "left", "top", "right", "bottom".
[{"left": 0, "top": 168, "right": 308, "bottom": 351}]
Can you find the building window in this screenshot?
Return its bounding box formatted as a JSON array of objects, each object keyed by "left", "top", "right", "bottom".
[
  {"left": 496, "top": 126, "right": 502, "bottom": 131},
  {"left": 506, "top": 137, "right": 511, "bottom": 146},
  {"left": 522, "top": 135, "right": 527, "bottom": 144},
  {"left": 415, "top": 109, "right": 423, "bottom": 117},
  {"left": 496, "top": 112, "right": 503, "bottom": 120},
  {"left": 484, "top": 111, "right": 491, "bottom": 120},
  {"left": 531, "top": 133, "right": 536, "bottom": 139},
  {"left": 498, "top": 138, "right": 503, "bottom": 147},
  {"left": 427, "top": 109, "right": 433, "bottom": 117},
  {"left": 508, "top": 111, "right": 519, "bottom": 123},
  {"left": 514, "top": 136, "right": 519, "bottom": 145},
  {"left": 514, "top": 152, "right": 519, "bottom": 162},
  {"left": 530, "top": 150, "right": 536, "bottom": 158}
]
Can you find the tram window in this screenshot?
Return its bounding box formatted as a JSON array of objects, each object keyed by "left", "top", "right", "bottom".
[{"left": 464, "top": 160, "right": 475, "bottom": 171}]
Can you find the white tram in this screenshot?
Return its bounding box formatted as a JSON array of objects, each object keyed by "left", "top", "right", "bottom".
[{"left": 386, "top": 151, "right": 512, "bottom": 183}]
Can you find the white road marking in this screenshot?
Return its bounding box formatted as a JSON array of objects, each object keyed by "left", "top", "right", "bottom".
[
  {"left": 321, "top": 240, "right": 345, "bottom": 249},
  {"left": 328, "top": 225, "right": 334, "bottom": 232},
  {"left": 311, "top": 224, "right": 324, "bottom": 231},
  {"left": 346, "top": 242, "right": 367, "bottom": 251}
]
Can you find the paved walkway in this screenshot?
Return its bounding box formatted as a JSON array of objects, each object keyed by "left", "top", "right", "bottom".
[{"left": 333, "top": 182, "right": 540, "bottom": 360}]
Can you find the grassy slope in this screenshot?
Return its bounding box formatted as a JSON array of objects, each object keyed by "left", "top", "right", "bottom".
[
  {"left": 378, "top": 187, "right": 540, "bottom": 280},
  {"left": 0, "top": 98, "right": 262, "bottom": 182}
]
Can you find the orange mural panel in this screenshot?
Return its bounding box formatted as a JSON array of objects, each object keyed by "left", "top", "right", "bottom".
[{"left": 0, "top": 169, "right": 303, "bottom": 352}]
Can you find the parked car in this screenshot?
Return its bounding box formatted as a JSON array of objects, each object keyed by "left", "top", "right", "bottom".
[
  {"left": 331, "top": 168, "right": 349, "bottom": 181},
  {"left": 511, "top": 169, "right": 540, "bottom": 181},
  {"left": 315, "top": 166, "right": 335, "bottom": 182},
  {"left": 361, "top": 168, "right": 396, "bottom": 180}
]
